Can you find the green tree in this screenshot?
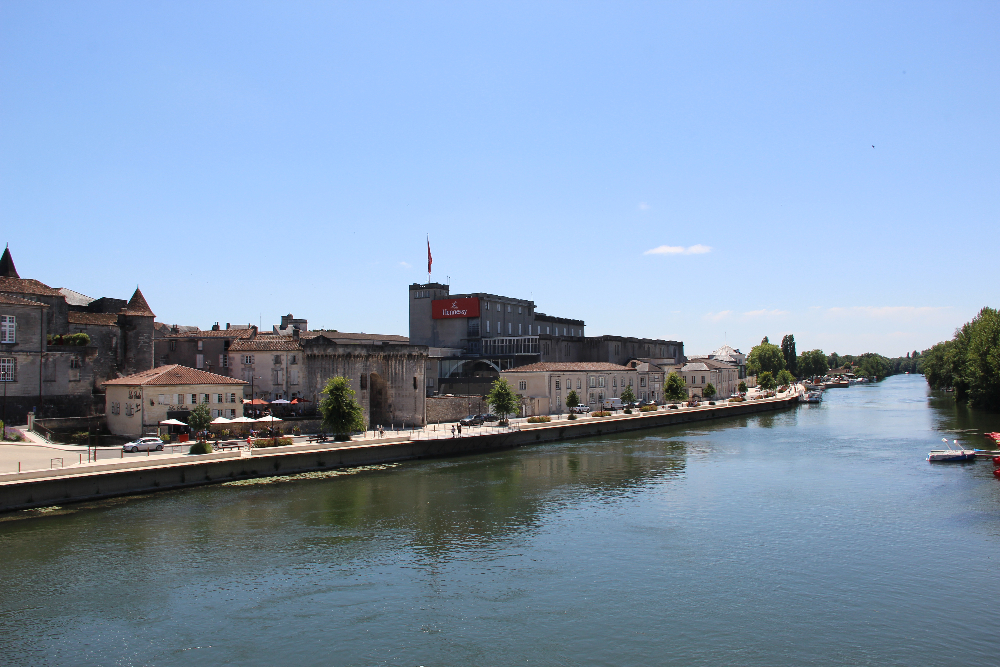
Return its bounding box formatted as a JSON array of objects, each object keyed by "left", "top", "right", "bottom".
[
  {"left": 565, "top": 389, "right": 580, "bottom": 410},
  {"left": 856, "top": 352, "right": 890, "bottom": 381},
  {"left": 664, "top": 372, "right": 687, "bottom": 401},
  {"left": 318, "top": 376, "right": 366, "bottom": 440},
  {"left": 780, "top": 334, "right": 797, "bottom": 376},
  {"left": 797, "top": 349, "right": 828, "bottom": 378},
  {"left": 956, "top": 306, "right": 1000, "bottom": 410},
  {"left": 487, "top": 377, "right": 520, "bottom": 424},
  {"left": 828, "top": 352, "right": 840, "bottom": 370},
  {"left": 738, "top": 380, "right": 747, "bottom": 393},
  {"left": 703, "top": 383, "right": 716, "bottom": 399},
  {"left": 187, "top": 402, "right": 212, "bottom": 438},
  {"left": 776, "top": 369, "right": 794, "bottom": 387},
  {"left": 620, "top": 384, "right": 636, "bottom": 412},
  {"left": 747, "top": 339, "right": 786, "bottom": 377},
  {"left": 758, "top": 371, "right": 776, "bottom": 391}
]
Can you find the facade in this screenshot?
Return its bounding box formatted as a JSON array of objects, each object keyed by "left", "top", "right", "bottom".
[
  {"left": 677, "top": 359, "right": 741, "bottom": 399},
  {"left": 229, "top": 335, "right": 304, "bottom": 401},
  {"left": 409, "top": 282, "right": 683, "bottom": 398},
  {"left": 0, "top": 247, "right": 156, "bottom": 422},
  {"left": 102, "top": 365, "right": 246, "bottom": 438},
  {"left": 501, "top": 361, "right": 657, "bottom": 415},
  {"left": 154, "top": 324, "right": 256, "bottom": 378}
]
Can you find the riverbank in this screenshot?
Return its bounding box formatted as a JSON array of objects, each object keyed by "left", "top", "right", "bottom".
[{"left": 0, "top": 393, "right": 800, "bottom": 512}]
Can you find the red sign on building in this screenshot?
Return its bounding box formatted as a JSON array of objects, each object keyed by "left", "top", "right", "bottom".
[{"left": 432, "top": 297, "right": 481, "bottom": 319}]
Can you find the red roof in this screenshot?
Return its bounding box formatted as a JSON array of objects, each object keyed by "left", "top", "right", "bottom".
[
  {"left": 102, "top": 364, "right": 246, "bottom": 387},
  {"left": 230, "top": 338, "right": 303, "bottom": 352}
]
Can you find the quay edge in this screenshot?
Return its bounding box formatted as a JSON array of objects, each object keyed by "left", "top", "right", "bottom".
[{"left": 0, "top": 396, "right": 799, "bottom": 513}]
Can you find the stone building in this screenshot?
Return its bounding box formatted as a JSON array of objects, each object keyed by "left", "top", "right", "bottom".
[
  {"left": 677, "top": 358, "right": 741, "bottom": 399},
  {"left": 0, "top": 247, "right": 155, "bottom": 422},
  {"left": 102, "top": 365, "right": 246, "bottom": 438},
  {"left": 154, "top": 323, "right": 255, "bottom": 377}
]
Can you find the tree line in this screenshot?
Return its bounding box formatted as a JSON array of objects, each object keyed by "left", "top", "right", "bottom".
[
  {"left": 747, "top": 334, "right": 921, "bottom": 384},
  {"left": 919, "top": 306, "right": 1000, "bottom": 411}
]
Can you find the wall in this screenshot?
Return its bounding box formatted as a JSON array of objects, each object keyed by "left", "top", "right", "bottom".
[
  {"left": 0, "top": 396, "right": 799, "bottom": 512},
  {"left": 426, "top": 395, "right": 487, "bottom": 423}
]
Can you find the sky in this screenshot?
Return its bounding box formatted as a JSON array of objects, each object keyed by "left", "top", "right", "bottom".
[{"left": 2, "top": 1, "right": 997, "bottom": 357}]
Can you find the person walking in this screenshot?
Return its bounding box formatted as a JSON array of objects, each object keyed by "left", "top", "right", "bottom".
[
  {"left": 451, "top": 424, "right": 456, "bottom": 438},
  {"left": 457, "top": 423, "right": 462, "bottom": 437}
]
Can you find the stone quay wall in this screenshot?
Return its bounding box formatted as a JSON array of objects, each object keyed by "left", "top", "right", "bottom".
[
  {"left": 426, "top": 395, "right": 486, "bottom": 424},
  {"left": 0, "top": 396, "right": 798, "bottom": 513}
]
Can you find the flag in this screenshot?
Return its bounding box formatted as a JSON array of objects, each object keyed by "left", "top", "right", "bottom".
[{"left": 427, "top": 236, "right": 432, "bottom": 275}]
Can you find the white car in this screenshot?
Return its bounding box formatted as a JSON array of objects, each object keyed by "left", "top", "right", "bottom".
[
  {"left": 570, "top": 405, "right": 591, "bottom": 414},
  {"left": 122, "top": 437, "right": 164, "bottom": 453}
]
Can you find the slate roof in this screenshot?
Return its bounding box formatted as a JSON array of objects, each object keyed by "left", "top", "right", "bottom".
[
  {"left": 503, "top": 362, "right": 632, "bottom": 373},
  {"left": 161, "top": 328, "right": 256, "bottom": 339},
  {"left": 300, "top": 330, "right": 409, "bottom": 344},
  {"left": 60, "top": 288, "right": 95, "bottom": 307},
  {"left": 68, "top": 312, "right": 118, "bottom": 326},
  {"left": 103, "top": 364, "right": 246, "bottom": 387},
  {"left": 120, "top": 288, "right": 155, "bottom": 316}
]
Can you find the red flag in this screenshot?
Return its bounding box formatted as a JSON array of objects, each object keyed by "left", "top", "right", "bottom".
[{"left": 427, "top": 236, "right": 433, "bottom": 275}]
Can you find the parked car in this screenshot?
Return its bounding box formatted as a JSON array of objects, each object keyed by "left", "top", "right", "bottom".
[
  {"left": 460, "top": 414, "right": 484, "bottom": 426},
  {"left": 481, "top": 413, "right": 499, "bottom": 422},
  {"left": 570, "top": 405, "right": 591, "bottom": 414},
  {"left": 122, "top": 437, "right": 164, "bottom": 453}
]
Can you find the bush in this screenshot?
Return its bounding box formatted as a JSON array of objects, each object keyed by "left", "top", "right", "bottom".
[
  {"left": 729, "top": 396, "right": 745, "bottom": 403},
  {"left": 526, "top": 416, "right": 551, "bottom": 423},
  {"left": 159, "top": 434, "right": 171, "bottom": 443},
  {"left": 640, "top": 405, "right": 657, "bottom": 412},
  {"left": 252, "top": 437, "right": 294, "bottom": 448},
  {"left": 188, "top": 441, "right": 213, "bottom": 454},
  {"left": 623, "top": 408, "right": 632, "bottom": 414},
  {"left": 592, "top": 411, "right": 611, "bottom": 417},
  {"left": 568, "top": 413, "right": 577, "bottom": 420},
  {"left": 47, "top": 333, "right": 90, "bottom": 346}
]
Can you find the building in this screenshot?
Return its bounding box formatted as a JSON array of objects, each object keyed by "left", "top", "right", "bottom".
[
  {"left": 409, "top": 282, "right": 683, "bottom": 397},
  {"left": 230, "top": 334, "right": 304, "bottom": 401},
  {"left": 0, "top": 246, "right": 156, "bottom": 422},
  {"left": 501, "top": 362, "right": 637, "bottom": 415},
  {"left": 677, "top": 358, "right": 741, "bottom": 399},
  {"left": 709, "top": 345, "right": 747, "bottom": 379},
  {"left": 102, "top": 365, "right": 246, "bottom": 438},
  {"left": 153, "top": 323, "right": 255, "bottom": 377}
]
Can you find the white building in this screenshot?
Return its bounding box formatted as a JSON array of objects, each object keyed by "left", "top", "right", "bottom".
[
  {"left": 678, "top": 358, "right": 740, "bottom": 399},
  {"left": 501, "top": 362, "right": 649, "bottom": 415},
  {"left": 102, "top": 365, "right": 246, "bottom": 438}
]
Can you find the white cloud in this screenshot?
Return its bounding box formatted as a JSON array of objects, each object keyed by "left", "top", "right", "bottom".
[
  {"left": 743, "top": 309, "right": 788, "bottom": 318},
  {"left": 644, "top": 244, "right": 712, "bottom": 256},
  {"left": 637, "top": 202, "right": 651, "bottom": 211},
  {"left": 399, "top": 261, "right": 411, "bottom": 269},
  {"left": 704, "top": 310, "right": 733, "bottom": 322}
]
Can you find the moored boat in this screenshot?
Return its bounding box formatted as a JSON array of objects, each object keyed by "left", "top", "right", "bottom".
[{"left": 928, "top": 438, "right": 977, "bottom": 462}]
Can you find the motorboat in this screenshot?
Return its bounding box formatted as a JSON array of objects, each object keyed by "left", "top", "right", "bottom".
[
  {"left": 927, "top": 438, "right": 977, "bottom": 462},
  {"left": 801, "top": 391, "right": 823, "bottom": 404}
]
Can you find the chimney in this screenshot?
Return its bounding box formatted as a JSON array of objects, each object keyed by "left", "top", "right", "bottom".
[
  {"left": 171, "top": 324, "right": 179, "bottom": 334},
  {"left": 293, "top": 328, "right": 300, "bottom": 340},
  {"left": 211, "top": 322, "right": 220, "bottom": 331},
  {"left": 226, "top": 323, "right": 230, "bottom": 329}
]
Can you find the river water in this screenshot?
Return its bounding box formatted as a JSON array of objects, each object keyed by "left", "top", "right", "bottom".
[{"left": 2, "top": 375, "right": 999, "bottom": 666}]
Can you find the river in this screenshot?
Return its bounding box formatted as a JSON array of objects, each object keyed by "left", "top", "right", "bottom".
[{"left": 1, "top": 375, "right": 998, "bottom": 666}]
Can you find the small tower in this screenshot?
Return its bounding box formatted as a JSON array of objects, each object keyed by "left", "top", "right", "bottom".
[
  {"left": 118, "top": 287, "right": 156, "bottom": 374},
  {"left": 0, "top": 245, "right": 18, "bottom": 278}
]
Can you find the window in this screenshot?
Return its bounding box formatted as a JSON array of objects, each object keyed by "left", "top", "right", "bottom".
[
  {"left": 413, "top": 376, "right": 418, "bottom": 390},
  {"left": 169, "top": 340, "right": 176, "bottom": 351},
  {"left": 190, "top": 394, "right": 197, "bottom": 404},
  {"left": 497, "top": 321, "right": 500, "bottom": 334},
  {"left": 244, "top": 355, "right": 254, "bottom": 365},
  {"left": 485, "top": 301, "right": 489, "bottom": 310},
  {"left": 228, "top": 409, "right": 237, "bottom": 418},
  {"left": 518, "top": 380, "right": 527, "bottom": 391},
  {"left": 640, "top": 377, "right": 647, "bottom": 387},
  {"left": 212, "top": 409, "right": 221, "bottom": 418},
  {"left": 507, "top": 305, "right": 511, "bottom": 312},
  {"left": 546, "top": 326, "right": 550, "bottom": 334},
  {"left": 612, "top": 378, "right": 617, "bottom": 387},
  {"left": 290, "top": 369, "right": 299, "bottom": 385},
  {"left": 289, "top": 355, "right": 297, "bottom": 365},
  {"left": 589, "top": 392, "right": 595, "bottom": 402},
  {"left": 486, "top": 320, "right": 490, "bottom": 333},
  {"left": 360, "top": 374, "right": 367, "bottom": 390},
  {"left": 196, "top": 354, "right": 204, "bottom": 369},
  {"left": 202, "top": 394, "right": 210, "bottom": 404},
  {"left": 158, "top": 394, "right": 166, "bottom": 404},
  {"left": 220, "top": 354, "right": 228, "bottom": 368},
  {"left": 577, "top": 379, "right": 582, "bottom": 389},
  {"left": 229, "top": 393, "right": 237, "bottom": 403},
  {"left": 216, "top": 394, "right": 223, "bottom": 403},
  {"left": 555, "top": 380, "right": 561, "bottom": 390},
  {"left": 507, "top": 323, "right": 511, "bottom": 334},
  {"left": 70, "top": 357, "right": 82, "bottom": 369},
  {"left": 598, "top": 376, "right": 605, "bottom": 388},
  {"left": 0, "top": 315, "right": 15, "bottom": 343},
  {"left": 628, "top": 378, "right": 633, "bottom": 386},
  {"left": 197, "top": 340, "right": 204, "bottom": 351},
  {"left": 702, "top": 376, "right": 706, "bottom": 384},
  {"left": 177, "top": 394, "right": 184, "bottom": 404},
  {"left": 0, "top": 357, "right": 14, "bottom": 382},
  {"left": 274, "top": 355, "right": 282, "bottom": 365},
  {"left": 589, "top": 376, "right": 596, "bottom": 388},
  {"left": 518, "top": 323, "right": 522, "bottom": 335},
  {"left": 563, "top": 328, "right": 567, "bottom": 336}
]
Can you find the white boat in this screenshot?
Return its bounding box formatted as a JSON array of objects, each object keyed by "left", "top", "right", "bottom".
[
  {"left": 927, "top": 438, "right": 976, "bottom": 462},
  {"left": 801, "top": 391, "right": 823, "bottom": 404}
]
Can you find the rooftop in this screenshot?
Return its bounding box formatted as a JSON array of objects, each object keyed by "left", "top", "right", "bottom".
[
  {"left": 504, "top": 362, "right": 632, "bottom": 373},
  {"left": 230, "top": 338, "right": 303, "bottom": 352},
  {"left": 68, "top": 312, "right": 118, "bottom": 326},
  {"left": 103, "top": 364, "right": 246, "bottom": 387},
  {"left": 0, "top": 293, "right": 51, "bottom": 307}
]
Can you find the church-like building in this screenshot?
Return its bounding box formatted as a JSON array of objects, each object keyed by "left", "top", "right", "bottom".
[{"left": 0, "top": 246, "right": 155, "bottom": 423}]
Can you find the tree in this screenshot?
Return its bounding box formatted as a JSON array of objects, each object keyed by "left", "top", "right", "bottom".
[
  {"left": 797, "top": 349, "right": 828, "bottom": 378},
  {"left": 738, "top": 380, "right": 747, "bottom": 393},
  {"left": 620, "top": 384, "right": 636, "bottom": 412},
  {"left": 758, "top": 371, "right": 776, "bottom": 391},
  {"left": 780, "top": 334, "right": 797, "bottom": 376},
  {"left": 487, "top": 377, "right": 520, "bottom": 424},
  {"left": 187, "top": 402, "right": 212, "bottom": 439},
  {"left": 828, "top": 352, "right": 841, "bottom": 370},
  {"left": 747, "top": 339, "right": 786, "bottom": 377},
  {"left": 319, "top": 376, "right": 365, "bottom": 440},
  {"left": 955, "top": 307, "right": 1000, "bottom": 410},
  {"left": 855, "top": 353, "right": 890, "bottom": 381},
  {"left": 664, "top": 372, "right": 687, "bottom": 401},
  {"left": 776, "top": 369, "right": 794, "bottom": 387},
  {"left": 703, "top": 383, "right": 716, "bottom": 399},
  {"left": 565, "top": 389, "right": 580, "bottom": 410}
]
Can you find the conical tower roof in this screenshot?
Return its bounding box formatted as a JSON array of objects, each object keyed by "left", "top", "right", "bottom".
[
  {"left": 122, "top": 287, "right": 155, "bottom": 316},
  {"left": 0, "top": 246, "right": 18, "bottom": 278}
]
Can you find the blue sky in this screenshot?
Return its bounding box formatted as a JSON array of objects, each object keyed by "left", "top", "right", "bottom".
[{"left": 2, "top": 1, "right": 997, "bottom": 357}]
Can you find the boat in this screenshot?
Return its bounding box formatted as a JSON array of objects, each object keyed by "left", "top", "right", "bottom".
[
  {"left": 801, "top": 391, "right": 823, "bottom": 404},
  {"left": 994, "top": 468, "right": 1000, "bottom": 479},
  {"left": 993, "top": 455, "right": 1000, "bottom": 467},
  {"left": 927, "top": 438, "right": 977, "bottom": 462}
]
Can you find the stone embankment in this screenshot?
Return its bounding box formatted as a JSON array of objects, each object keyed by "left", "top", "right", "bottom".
[{"left": 0, "top": 395, "right": 799, "bottom": 512}]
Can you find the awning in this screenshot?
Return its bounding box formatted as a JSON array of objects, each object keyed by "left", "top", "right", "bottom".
[
  {"left": 270, "top": 399, "right": 291, "bottom": 404},
  {"left": 159, "top": 418, "right": 187, "bottom": 426},
  {"left": 254, "top": 415, "right": 283, "bottom": 423},
  {"left": 243, "top": 399, "right": 270, "bottom": 405},
  {"left": 210, "top": 417, "right": 232, "bottom": 424}
]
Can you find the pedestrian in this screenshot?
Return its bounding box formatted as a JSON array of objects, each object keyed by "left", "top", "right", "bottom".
[
  {"left": 457, "top": 423, "right": 462, "bottom": 436},
  {"left": 246, "top": 434, "right": 252, "bottom": 448},
  {"left": 451, "top": 424, "right": 456, "bottom": 438}
]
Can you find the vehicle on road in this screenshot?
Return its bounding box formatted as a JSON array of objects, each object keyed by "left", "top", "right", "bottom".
[
  {"left": 570, "top": 405, "right": 591, "bottom": 414},
  {"left": 460, "top": 414, "right": 484, "bottom": 426},
  {"left": 601, "top": 398, "right": 623, "bottom": 411},
  {"left": 122, "top": 437, "right": 164, "bottom": 453},
  {"left": 481, "top": 413, "right": 499, "bottom": 422}
]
